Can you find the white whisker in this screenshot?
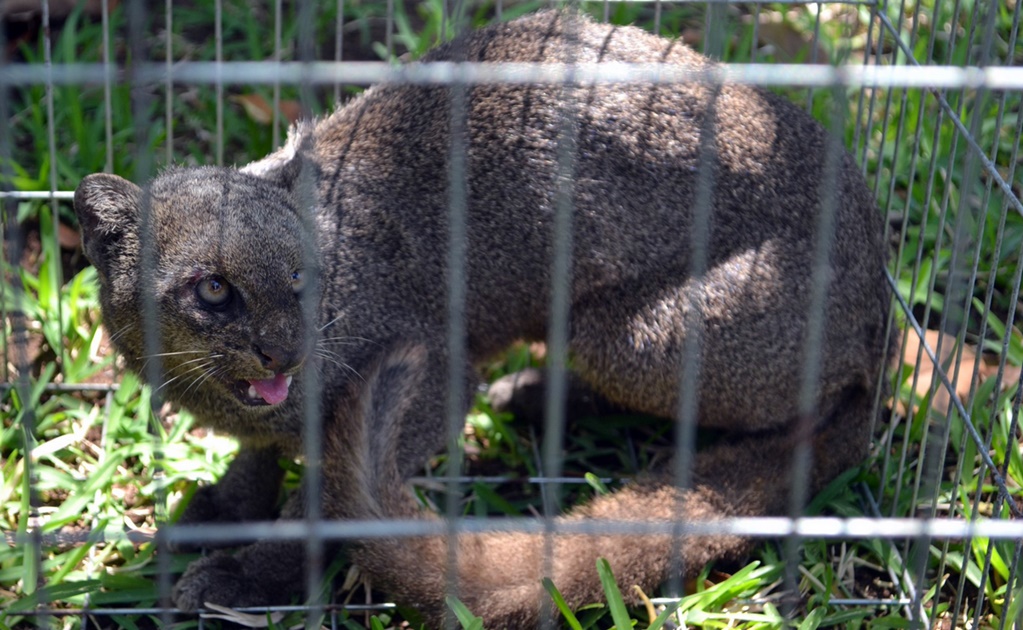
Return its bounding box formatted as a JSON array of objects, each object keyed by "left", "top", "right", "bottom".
[
  {"left": 136, "top": 350, "right": 211, "bottom": 360},
  {"left": 185, "top": 365, "right": 228, "bottom": 400},
  {"left": 317, "top": 314, "right": 345, "bottom": 332},
  {"left": 315, "top": 349, "right": 365, "bottom": 383},
  {"left": 107, "top": 323, "right": 134, "bottom": 345},
  {"left": 153, "top": 360, "right": 216, "bottom": 394},
  {"left": 176, "top": 354, "right": 224, "bottom": 367}
]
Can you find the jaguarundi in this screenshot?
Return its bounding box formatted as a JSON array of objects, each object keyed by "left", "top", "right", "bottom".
[{"left": 74, "top": 9, "right": 891, "bottom": 627}]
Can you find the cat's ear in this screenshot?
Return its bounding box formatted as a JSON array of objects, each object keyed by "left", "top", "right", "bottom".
[
  {"left": 240, "top": 121, "right": 316, "bottom": 191},
  {"left": 74, "top": 173, "right": 142, "bottom": 279}
]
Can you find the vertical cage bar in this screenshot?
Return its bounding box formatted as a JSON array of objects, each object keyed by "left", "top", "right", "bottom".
[
  {"left": 869, "top": 0, "right": 929, "bottom": 522},
  {"left": 667, "top": 75, "right": 718, "bottom": 598},
  {"left": 541, "top": 20, "right": 580, "bottom": 526},
  {"left": 911, "top": 65, "right": 994, "bottom": 630},
  {"left": 852, "top": 0, "right": 882, "bottom": 169},
  {"left": 902, "top": 0, "right": 964, "bottom": 527},
  {"left": 703, "top": 1, "right": 726, "bottom": 59},
  {"left": 953, "top": 2, "right": 1017, "bottom": 624},
  {"left": 123, "top": 0, "right": 172, "bottom": 623},
  {"left": 273, "top": 0, "right": 283, "bottom": 149},
  {"left": 293, "top": 1, "right": 326, "bottom": 626},
  {"left": 34, "top": 0, "right": 59, "bottom": 620},
  {"left": 42, "top": 0, "right": 63, "bottom": 393},
  {"left": 750, "top": 3, "right": 761, "bottom": 63},
  {"left": 440, "top": 7, "right": 471, "bottom": 622},
  {"left": 781, "top": 81, "right": 847, "bottom": 616},
  {"left": 538, "top": 8, "right": 582, "bottom": 627},
  {"left": 164, "top": 0, "right": 173, "bottom": 165},
  {"left": 804, "top": 1, "right": 822, "bottom": 110},
  {"left": 884, "top": 0, "right": 948, "bottom": 527},
  {"left": 444, "top": 63, "right": 469, "bottom": 630},
  {"left": 1, "top": 1, "right": 44, "bottom": 626},
  {"left": 868, "top": 0, "right": 909, "bottom": 209},
  {"left": 791, "top": 85, "right": 847, "bottom": 504},
  {"left": 386, "top": 0, "right": 394, "bottom": 59},
  {"left": 103, "top": 0, "right": 115, "bottom": 172},
  {"left": 215, "top": 0, "right": 224, "bottom": 166},
  {"left": 0, "top": 0, "right": 10, "bottom": 388},
  {"left": 335, "top": 0, "right": 345, "bottom": 105}
]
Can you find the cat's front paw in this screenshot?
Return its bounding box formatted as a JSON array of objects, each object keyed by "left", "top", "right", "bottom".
[{"left": 173, "top": 553, "right": 271, "bottom": 612}]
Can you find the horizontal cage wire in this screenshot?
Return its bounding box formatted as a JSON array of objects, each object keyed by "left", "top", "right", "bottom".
[{"left": 1, "top": 0, "right": 1021, "bottom": 628}]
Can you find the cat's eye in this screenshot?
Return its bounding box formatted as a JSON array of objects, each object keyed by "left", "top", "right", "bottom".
[
  {"left": 196, "top": 276, "right": 232, "bottom": 308},
  {"left": 291, "top": 270, "right": 306, "bottom": 292}
]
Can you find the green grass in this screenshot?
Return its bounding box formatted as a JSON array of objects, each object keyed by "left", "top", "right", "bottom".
[{"left": 2, "top": 0, "right": 1022, "bottom": 628}]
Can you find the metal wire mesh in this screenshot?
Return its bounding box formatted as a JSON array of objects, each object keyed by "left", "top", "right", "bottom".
[{"left": 2, "top": 0, "right": 1022, "bottom": 628}]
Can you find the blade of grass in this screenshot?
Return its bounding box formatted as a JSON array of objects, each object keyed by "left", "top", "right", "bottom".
[
  {"left": 446, "top": 595, "right": 485, "bottom": 630},
  {"left": 543, "top": 577, "right": 584, "bottom": 630},
  {"left": 799, "top": 607, "right": 826, "bottom": 630},
  {"left": 596, "top": 558, "right": 633, "bottom": 629}
]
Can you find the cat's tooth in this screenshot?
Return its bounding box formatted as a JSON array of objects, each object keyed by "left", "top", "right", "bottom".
[
  {"left": 285, "top": 375, "right": 293, "bottom": 387},
  {"left": 248, "top": 384, "right": 258, "bottom": 399}
]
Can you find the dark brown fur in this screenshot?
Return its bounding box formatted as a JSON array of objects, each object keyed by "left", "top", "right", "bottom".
[{"left": 74, "top": 11, "right": 890, "bottom": 627}]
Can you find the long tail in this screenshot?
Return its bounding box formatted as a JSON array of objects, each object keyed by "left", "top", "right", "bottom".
[{"left": 324, "top": 344, "right": 873, "bottom": 627}]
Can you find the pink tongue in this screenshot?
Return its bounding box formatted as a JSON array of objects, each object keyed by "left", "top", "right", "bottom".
[{"left": 248, "top": 374, "right": 290, "bottom": 405}]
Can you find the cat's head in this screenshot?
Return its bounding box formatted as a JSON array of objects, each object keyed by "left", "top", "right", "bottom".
[{"left": 74, "top": 165, "right": 319, "bottom": 421}]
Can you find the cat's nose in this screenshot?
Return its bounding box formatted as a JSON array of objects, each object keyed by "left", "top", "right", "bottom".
[{"left": 253, "top": 343, "right": 301, "bottom": 373}]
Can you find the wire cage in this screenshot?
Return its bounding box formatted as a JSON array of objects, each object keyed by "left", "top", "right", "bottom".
[{"left": 1, "top": 0, "right": 1022, "bottom": 628}]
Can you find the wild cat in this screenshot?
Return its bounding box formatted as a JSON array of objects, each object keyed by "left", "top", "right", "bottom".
[{"left": 74, "top": 9, "right": 890, "bottom": 626}]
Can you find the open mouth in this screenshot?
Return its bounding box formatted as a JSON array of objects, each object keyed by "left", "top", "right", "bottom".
[{"left": 232, "top": 373, "right": 294, "bottom": 406}]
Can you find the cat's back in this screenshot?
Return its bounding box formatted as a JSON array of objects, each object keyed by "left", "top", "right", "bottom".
[{"left": 310, "top": 11, "right": 885, "bottom": 342}]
